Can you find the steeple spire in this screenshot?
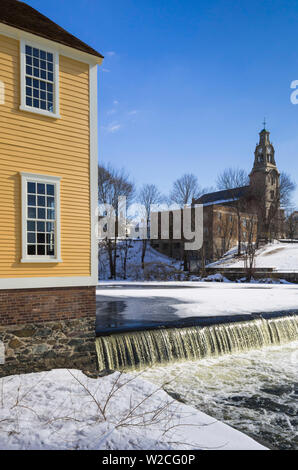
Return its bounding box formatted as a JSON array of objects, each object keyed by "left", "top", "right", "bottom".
[
  {"left": 249, "top": 126, "right": 281, "bottom": 241},
  {"left": 262, "top": 117, "right": 266, "bottom": 130},
  {"left": 252, "top": 126, "right": 276, "bottom": 169}
]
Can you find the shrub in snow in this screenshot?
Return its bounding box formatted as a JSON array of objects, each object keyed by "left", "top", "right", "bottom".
[
  {"left": 201, "top": 273, "right": 230, "bottom": 283},
  {"left": 144, "top": 262, "right": 185, "bottom": 281},
  {"left": 253, "top": 277, "right": 291, "bottom": 285}
]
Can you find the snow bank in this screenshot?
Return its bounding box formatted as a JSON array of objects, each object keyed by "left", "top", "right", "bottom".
[
  {"left": 209, "top": 242, "right": 298, "bottom": 271},
  {"left": 201, "top": 273, "right": 231, "bottom": 282},
  {"left": 0, "top": 369, "right": 265, "bottom": 450}
]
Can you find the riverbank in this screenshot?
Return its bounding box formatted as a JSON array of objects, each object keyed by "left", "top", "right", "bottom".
[{"left": 0, "top": 368, "right": 265, "bottom": 450}]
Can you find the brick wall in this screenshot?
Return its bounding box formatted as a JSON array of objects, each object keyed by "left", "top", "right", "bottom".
[{"left": 0, "top": 286, "right": 96, "bottom": 326}]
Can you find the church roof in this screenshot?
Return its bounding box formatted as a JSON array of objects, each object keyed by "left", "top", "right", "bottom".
[
  {"left": 194, "top": 186, "right": 249, "bottom": 206},
  {"left": 0, "top": 0, "right": 103, "bottom": 59}
]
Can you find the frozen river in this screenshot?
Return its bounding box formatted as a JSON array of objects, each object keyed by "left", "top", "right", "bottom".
[{"left": 96, "top": 281, "right": 298, "bottom": 334}]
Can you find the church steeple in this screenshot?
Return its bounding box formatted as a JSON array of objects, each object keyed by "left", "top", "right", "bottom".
[
  {"left": 249, "top": 125, "right": 281, "bottom": 240},
  {"left": 252, "top": 126, "right": 276, "bottom": 169}
]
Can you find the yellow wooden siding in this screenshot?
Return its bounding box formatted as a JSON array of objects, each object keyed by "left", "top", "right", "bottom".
[{"left": 0, "top": 34, "right": 91, "bottom": 278}]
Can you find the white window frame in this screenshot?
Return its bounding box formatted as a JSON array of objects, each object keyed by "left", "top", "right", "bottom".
[
  {"left": 20, "top": 40, "right": 60, "bottom": 119},
  {"left": 21, "top": 172, "right": 62, "bottom": 263}
]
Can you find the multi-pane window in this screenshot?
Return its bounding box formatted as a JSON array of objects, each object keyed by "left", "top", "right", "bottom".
[
  {"left": 20, "top": 41, "right": 59, "bottom": 117},
  {"left": 26, "top": 181, "right": 55, "bottom": 256},
  {"left": 21, "top": 173, "right": 61, "bottom": 262},
  {"left": 25, "top": 45, "right": 54, "bottom": 112}
]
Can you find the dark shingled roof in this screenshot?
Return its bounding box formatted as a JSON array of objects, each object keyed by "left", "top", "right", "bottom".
[
  {"left": 0, "top": 0, "right": 103, "bottom": 59},
  {"left": 194, "top": 186, "right": 249, "bottom": 206}
]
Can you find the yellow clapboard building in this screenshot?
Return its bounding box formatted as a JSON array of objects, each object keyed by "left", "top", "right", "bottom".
[{"left": 0, "top": 0, "right": 102, "bottom": 337}]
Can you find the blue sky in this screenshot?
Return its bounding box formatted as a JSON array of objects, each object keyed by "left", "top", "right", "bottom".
[{"left": 26, "top": 0, "right": 298, "bottom": 207}]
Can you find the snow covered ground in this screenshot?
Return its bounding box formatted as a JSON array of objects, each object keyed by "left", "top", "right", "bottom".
[
  {"left": 0, "top": 369, "right": 265, "bottom": 450},
  {"left": 97, "top": 281, "right": 298, "bottom": 318},
  {"left": 209, "top": 241, "right": 298, "bottom": 271},
  {"left": 98, "top": 240, "right": 183, "bottom": 281}
]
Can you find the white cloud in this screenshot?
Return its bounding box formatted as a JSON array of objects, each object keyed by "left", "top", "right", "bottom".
[
  {"left": 106, "top": 51, "right": 116, "bottom": 56},
  {"left": 101, "top": 122, "right": 121, "bottom": 133},
  {"left": 102, "top": 68, "right": 110, "bottom": 73},
  {"left": 113, "top": 100, "right": 119, "bottom": 105},
  {"left": 128, "top": 109, "right": 138, "bottom": 116},
  {"left": 108, "top": 124, "right": 121, "bottom": 133}
]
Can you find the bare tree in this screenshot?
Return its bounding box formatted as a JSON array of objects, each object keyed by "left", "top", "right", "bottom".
[
  {"left": 251, "top": 171, "right": 296, "bottom": 242},
  {"left": 169, "top": 174, "right": 204, "bottom": 207},
  {"left": 213, "top": 212, "right": 236, "bottom": 259},
  {"left": 217, "top": 168, "right": 249, "bottom": 256},
  {"left": 98, "top": 164, "right": 135, "bottom": 209},
  {"left": 98, "top": 164, "right": 135, "bottom": 279},
  {"left": 268, "top": 172, "right": 295, "bottom": 240},
  {"left": 244, "top": 215, "right": 257, "bottom": 282},
  {"left": 169, "top": 174, "right": 213, "bottom": 271},
  {"left": 216, "top": 168, "right": 249, "bottom": 190},
  {"left": 138, "top": 184, "right": 163, "bottom": 269},
  {"left": 118, "top": 237, "right": 133, "bottom": 280},
  {"left": 285, "top": 211, "right": 298, "bottom": 239},
  {"left": 279, "top": 172, "right": 296, "bottom": 208}
]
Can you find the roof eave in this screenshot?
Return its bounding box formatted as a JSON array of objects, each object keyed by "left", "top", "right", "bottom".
[{"left": 0, "top": 20, "right": 103, "bottom": 65}]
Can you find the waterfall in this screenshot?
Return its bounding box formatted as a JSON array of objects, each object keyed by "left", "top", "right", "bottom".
[{"left": 95, "top": 315, "right": 298, "bottom": 371}]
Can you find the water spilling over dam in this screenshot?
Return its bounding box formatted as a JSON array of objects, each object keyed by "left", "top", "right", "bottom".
[{"left": 96, "top": 314, "right": 298, "bottom": 370}]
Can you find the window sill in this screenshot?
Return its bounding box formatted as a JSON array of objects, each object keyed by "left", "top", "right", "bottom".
[
  {"left": 21, "top": 258, "right": 63, "bottom": 263},
  {"left": 19, "top": 104, "right": 61, "bottom": 119}
]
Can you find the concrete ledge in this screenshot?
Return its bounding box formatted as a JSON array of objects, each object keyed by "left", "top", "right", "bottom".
[{"left": 194, "top": 267, "right": 298, "bottom": 283}]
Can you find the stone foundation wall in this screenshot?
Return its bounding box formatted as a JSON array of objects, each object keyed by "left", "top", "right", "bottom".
[
  {"left": 0, "top": 285, "right": 98, "bottom": 377},
  {"left": 0, "top": 316, "right": 98, "bottom": 378}
]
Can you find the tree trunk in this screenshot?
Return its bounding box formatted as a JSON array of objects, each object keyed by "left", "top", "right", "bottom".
[
  {"left": 141, "top": 239, "right": 147, "bottom": 269},
  {"left": 237, "top": 208, "right": 241, "bottom": 256},
  {"left": 107, "top": 240, "right": 114, "bottom": 279},
  {"left": 183, "top": 249, "right": 188, "bottom": 271},
  {"left": 200, "top": 244, "right": 206, "bottom": 278},
  {"left": 112, "top": 237, "right": 117, "bottom": 279}
]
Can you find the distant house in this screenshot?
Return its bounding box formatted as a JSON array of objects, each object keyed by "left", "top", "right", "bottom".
[{"left": 0, "top": 0, "right": 103, "bottom": 374}]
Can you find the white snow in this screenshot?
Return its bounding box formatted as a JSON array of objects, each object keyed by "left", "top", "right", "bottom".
[
  {"left": 99, "top": 240, "right": 182, "bottom": 281},
  {"left": 209, "top": 241, "right": 298, "bottom": 271},
  {"left": 97, "top": 281, "right": 298, "bottom": 318},
  {"left": 0, "top": 369, "right": 265, "bottom": 450},
  {"left": 202, "top": 198, "right": 237, "bottom": 207}
]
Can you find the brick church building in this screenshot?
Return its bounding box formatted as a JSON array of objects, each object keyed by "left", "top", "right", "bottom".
[{"left": 152, "top": 127, "right": 285, "bottom": 263}]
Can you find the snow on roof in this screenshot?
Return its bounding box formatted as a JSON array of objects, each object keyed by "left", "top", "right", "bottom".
[{"left": 194, "top": 186, "right": 249, "bottom": 206}]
